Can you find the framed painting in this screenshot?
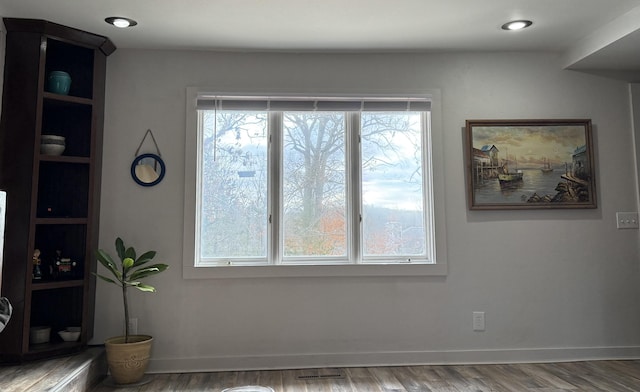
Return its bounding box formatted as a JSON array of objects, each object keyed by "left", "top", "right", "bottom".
[{"left": 465, "top": 119, "right": 596, "bottom": 210}]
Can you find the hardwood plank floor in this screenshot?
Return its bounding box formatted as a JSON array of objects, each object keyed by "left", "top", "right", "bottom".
[
  {"left": 0, "top": 347, "right": 105, "bottom": 391},
  {"left": 92, "top": 360, "right": 640, "bottom": 391}
]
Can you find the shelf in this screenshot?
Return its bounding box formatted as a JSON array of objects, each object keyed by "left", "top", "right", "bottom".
[
  {"left": 43, "top": 92, "right": 93, "bottom": 106},
  {"left": 37, "top": 161, "right": 90, "bottom": 218},
  {"left": 41, "top": 99, "right": 93, "bottom": 157},
  {"left": 35, "top": 217, "right": 88, "bottom": 225},
  {"left": 31, "top": 279, "right": 84, "bottom": 291},
  {"left": 39, "top": 155, "right": 90, "bottom": 164}
]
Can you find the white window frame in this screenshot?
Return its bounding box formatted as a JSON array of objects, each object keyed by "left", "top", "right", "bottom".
[{"left": 183, "top": 88, "right": 447, "bottom": 279}]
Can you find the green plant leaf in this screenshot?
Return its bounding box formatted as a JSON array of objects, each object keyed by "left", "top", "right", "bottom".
[
  {"left": 132, "top": 251, "right": 156, "bottom": 268},
  {"left": 124, "top": 246, "right": 136, "bottom": 261},
  {"left": 96, "top": 249, "right": 122, "bottom": 281},
  {"left": 129, "top": 264, "right": 168, "bottom": 280},
  {"left": 93, "top": 273, "right": 119, "bottom": 286},
  {"left": 134, "top": 284, "right": 156, "bottom": 292},
  {"left": 115, "top": 237, "right": 125, "bottom": 261}
]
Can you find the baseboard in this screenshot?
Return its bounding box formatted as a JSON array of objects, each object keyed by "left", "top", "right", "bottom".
[{"left": 148, "top": 346, "right": 640, "bottom": 373}]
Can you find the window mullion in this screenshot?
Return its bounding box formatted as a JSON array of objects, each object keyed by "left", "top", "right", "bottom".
[
  {"left": 194, "top": 110, "right": 205, "bottom": 266},
  {"left": 348, "top": 113, "right": 362, "bottom": 264},
  {"left": 269, "top": 112, "right": 283, "bottom": 265}
]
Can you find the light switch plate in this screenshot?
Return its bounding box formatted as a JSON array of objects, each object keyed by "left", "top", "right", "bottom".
[
  {"left": 616, "top": 212, "right": 639, "bottom": 229},
  {"left": 473, "top": 311, "right": 485, "bottom": 331}
]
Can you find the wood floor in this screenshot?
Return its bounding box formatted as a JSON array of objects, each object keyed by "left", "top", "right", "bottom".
[{"left": 92, "top": 360, "right": 640, "bottom": 392}]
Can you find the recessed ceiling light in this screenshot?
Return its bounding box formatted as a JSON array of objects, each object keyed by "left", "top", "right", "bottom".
[
  {"left": 105, "top": 17, "right": 138, "bottom": 28},
  {"left": 501, "top": 20, "right": 533, "bottom": 31}
]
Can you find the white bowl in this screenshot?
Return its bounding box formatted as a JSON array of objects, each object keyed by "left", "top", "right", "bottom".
[
  {"left": 30, "top": 326, "right": 51, "bottom": 344},
  {"left": 58, "top": 329, "right": 81, "bottom": 342},
  {"left": 41, "top": 143, "right": 65, "bottom": 155}
]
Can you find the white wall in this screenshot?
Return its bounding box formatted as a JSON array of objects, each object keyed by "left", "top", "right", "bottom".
[
  {"left": 94, "top": 49, "right": 640, "bottom": 372},
  {"left": 632, "top": 84, "right": 640, "bottom": 203}
]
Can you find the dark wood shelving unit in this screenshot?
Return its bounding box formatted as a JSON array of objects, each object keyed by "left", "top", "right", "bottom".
[{"left": 0, "top": 18, "right": 114, "bottom": 362}]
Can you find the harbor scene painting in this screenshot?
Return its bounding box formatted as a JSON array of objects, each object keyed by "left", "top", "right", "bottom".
[{"left": 465, "top": 119, "right": 596, "bottom": 210}]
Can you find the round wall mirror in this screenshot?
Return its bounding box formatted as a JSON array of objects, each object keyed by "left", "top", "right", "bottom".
[{"left": 131, "top": 153, "right": 166, "bottom": 187}]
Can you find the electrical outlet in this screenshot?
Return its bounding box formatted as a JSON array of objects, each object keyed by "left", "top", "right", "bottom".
[
  {"left": 127, "top": 318, "right": 138, "bottom": 335},
  {"left": 616, "top": 212, "right": 639, "bottom": 229},
  {"left": 473, "top": 312, "right": 485, "bottom": 331}
]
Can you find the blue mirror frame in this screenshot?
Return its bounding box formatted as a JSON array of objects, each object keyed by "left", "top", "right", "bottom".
[{"left": 131, "top": 153, "right": 166, "bottom": 187}]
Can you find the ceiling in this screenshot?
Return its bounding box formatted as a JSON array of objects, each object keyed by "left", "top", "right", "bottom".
[{"left": 1, "top": 0, "right": 640, "bottom": 82}]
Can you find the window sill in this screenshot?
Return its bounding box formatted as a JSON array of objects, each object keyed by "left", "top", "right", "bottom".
[{"left": 182, "top": 262, "right": 447, "bottom": 279}]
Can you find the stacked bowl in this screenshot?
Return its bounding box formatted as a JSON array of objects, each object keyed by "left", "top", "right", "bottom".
[
  {"left": 30, "top": 326, "right": 51, "bottom": 344},
  {"left": 40, "top": 135, "right": 65, "bottom": 156}
]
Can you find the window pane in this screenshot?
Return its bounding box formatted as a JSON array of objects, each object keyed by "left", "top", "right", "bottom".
[
  {"left": 361, "top": 112, "right": 426, "bottom": 257},
  {"left": 282, "top": 112, "right": 347, "bottom": 258},
  {"left": 199, "top": 110, "right": 268, "bottom": 259}
]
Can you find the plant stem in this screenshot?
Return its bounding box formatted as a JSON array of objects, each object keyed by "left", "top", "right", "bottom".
[{"left": 123, "top": 279, "right": 129, "bottom": 343}]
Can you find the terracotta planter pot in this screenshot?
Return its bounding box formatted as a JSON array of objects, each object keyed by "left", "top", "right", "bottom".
[{"left": 104, "top": 335, "right": 153, "bottom": 385}]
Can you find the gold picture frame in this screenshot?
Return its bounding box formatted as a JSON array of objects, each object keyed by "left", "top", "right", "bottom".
[{"left": 465, "top": 119, "right": 596, "bottom": 210}]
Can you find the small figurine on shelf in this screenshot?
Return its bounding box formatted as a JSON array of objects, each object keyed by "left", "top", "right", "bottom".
[
  {"left": 32, "top": 249, "right": 42, "bottom": 280},
  {"left": 56, "top": 254, "right": 76, "bottom": 278}
]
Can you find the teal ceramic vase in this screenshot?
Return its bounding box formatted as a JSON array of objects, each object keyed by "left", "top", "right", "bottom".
[{"left": 47, "top": 71, "right": 71, "bottom": 95}]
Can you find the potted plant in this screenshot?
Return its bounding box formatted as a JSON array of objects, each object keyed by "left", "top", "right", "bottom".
[{"left": 95, "top": 237, "right": 168, "bottom": 385}]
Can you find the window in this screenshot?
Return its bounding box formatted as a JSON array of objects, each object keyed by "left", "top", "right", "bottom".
[{"left": 184, "top": 91, "right": 447, "bottom": 278}]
